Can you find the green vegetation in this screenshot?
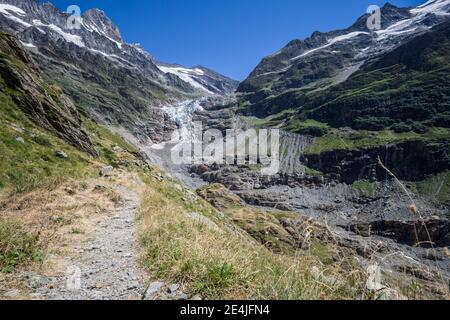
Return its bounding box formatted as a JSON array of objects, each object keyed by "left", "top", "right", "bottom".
[
  {"left": 305, "top": 167, "right": 323, "bottom": 176},
  {"left": 239, "top": 23, "right": 450, "bottom": 136},
  {"left": 226, "top": 207, "right": 299, "bottom": 254},
  {"left": 240, "top": 109, "right": 296, "bottom": 129},
  {"left": 0, "top": 220, "right": 42, "bottom": 273},
  {"left": 353, "top": 180, "right": 377, "bottom": 198},
  {"left": 0, "top": 93, "right": 95, "bottom": 195},
  {"left": 83, "top": 120, "right": 139, "bottom": 167},
  {"left": 414, "top": 171, "right": 450, "bottom": 206},
  {"left": 241, "top": 116, "right": 274, "bottom": 128},
  {"left": 0, "top": 86, "right": 139, "bottom": 195},
  {"left": 302, "top": 23, "right": 450, "bottom": 132},
  {"left": 307, "top": 63, "right": 450, "bottom": 131},
  {"left": 284, "top": 119, "right": 330, "bottom": 137},
  {"left": 139, "top": 177, "right": 364, "bottom": 299},
  {"left": 304, "top": 127, "right": 450, "bottom": 154},
  {"left": 237, "top": 46, "right": 349, "bottom": 114}
]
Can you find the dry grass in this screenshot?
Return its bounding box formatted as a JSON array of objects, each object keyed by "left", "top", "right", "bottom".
[
  {"left": 0, "top": 173, "right": 125, "bottom": 297},
  {"left": 327, "top": 158, "right": 450, "bottom": 300},
  {"left": 137, "top": 172, "right": 366, "bottom": 300}
]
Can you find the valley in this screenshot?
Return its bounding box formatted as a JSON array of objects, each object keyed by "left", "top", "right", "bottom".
[{"left": 0, "top": 0, "right": 449, "bottom": 300}]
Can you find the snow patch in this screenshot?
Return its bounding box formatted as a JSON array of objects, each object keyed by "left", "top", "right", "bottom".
[
  {"left": 0, "top": 4, "right": 31, "bottom": 28},
  {"left": 88, "top": 48, "right": 132, "bottom": 65},
  {"left": 82, "top": 19, "right": 123, "bottom": 49},
  {"left": 376, "top": 0, "right": 450, "bottom": 41},
  {"left": 291, "top": 31, "right": 369, "bottom": 61},
  {"left": 33, "top": 20, "right": 85, "bottom": 47},
  {"left": 19, "top": 41, "right": 36, "bottom": 48},
  {"left": 411, "top": 0, "right": 450, "bottom": 15},
  {"left": 0, "top": 4, "right": 26, "bottom": 16},
  {"left": 157, "top": 65, "right": 213, "bottom": 94}
]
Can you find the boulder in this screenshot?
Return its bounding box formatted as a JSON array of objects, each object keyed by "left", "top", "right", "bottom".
[
  {"left": 54, "top": 150, "right": 68, "bottom": 159},
  {"left": 143, "top": 281, "right": 165, "bottom": 300},
  {"left": 100, "top": 166, "right": 114, "bottom": 177}
]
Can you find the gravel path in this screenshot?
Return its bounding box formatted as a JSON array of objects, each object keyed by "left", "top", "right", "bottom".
[{"left": 32, "top": 184, "right": 147, "bottom": 300}]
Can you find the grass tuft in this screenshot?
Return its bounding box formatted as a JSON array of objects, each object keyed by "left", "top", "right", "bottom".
[
  {"left": 138, "top": 174, "right": 365, "bottom": 300},
  {"left": 0, "top": 220, "right": 42, "bottom": 273}
]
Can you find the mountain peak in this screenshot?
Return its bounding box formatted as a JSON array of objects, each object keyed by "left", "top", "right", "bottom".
[
  {"left": 83, "top": 8, "right": 122, "bottom": 43},
  {"left": 40, "top": 1, "right": 60, "bottom": 13},
  {"left": 411, "top": 0, "right": 450, "bottom": 15},
  {"left": 382, "top": 2, "right": 398, "bottom": 10},
  {"left": 238, "top": 0, "right": 450, "bottom": 107}
]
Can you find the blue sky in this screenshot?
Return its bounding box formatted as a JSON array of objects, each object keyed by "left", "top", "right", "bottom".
[{"left": 45, "top": 0, "right": 425, "bottom": 80}]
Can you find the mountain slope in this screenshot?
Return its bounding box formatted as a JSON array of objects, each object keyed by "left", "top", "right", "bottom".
[
  {"left": 0, "top": 34, "right": 370, "bottom": 303},
  {"left": 0, "top": 32, "right": 97, "bottom": 156},
  {"left": 0, "top": 32, "right": 128, "bottom": 194},
  {"left": 1, "top": 1, "right": 449, "bottom": 301},
  {"left": 237, "top": 0, "right": 450, "bottom": 117},
  {"left": 0, "top": 0, "right": 236, "bottom": 145},
  {"left": 301, "top": 20, "right": 450, "bottom": 131},
  {"left": 156, "top": 63, "right": 239, "bottom": 95},
  {"left": 0, "top": 0, "right": 185, "bottom": 143}
]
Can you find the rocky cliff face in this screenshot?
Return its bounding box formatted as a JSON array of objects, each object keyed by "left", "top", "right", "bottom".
[
  {"left": 302, "top": 140, "right": 450, "bottom": 184},
  {"left": 0, "top": 32, "right": 97, "bottom": 156}
]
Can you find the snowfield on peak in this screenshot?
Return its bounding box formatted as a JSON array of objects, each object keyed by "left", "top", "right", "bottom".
[
  {"left": 0, "top": 3, "right": 31, "bottom": 27},
  {"left": 376, "top": 0, "right": 450, "bottom": 40},
  {"left": 290, "top": 31, "right": 370, "bottom": 61},
  {"left": 290, "top": 0, "right": 450, "bottom": 62},
  {"left": 33, "top": 20, "right": 85, "bottom": 47},
  {"left": 0, "top": 1, "right": 237, "bottom": 95},
  {"left": 0, "top": 3, "right": 25, "bottom": 16},
  {"left": 82, "top": 19, "right": 123, "bottom": 49},
  {"left": 411, "top": 0, "right": 450, "bottom": 15},
  {"left": 250, "top": 0, "right": 450, "bottom": 81},
  {"left": 157, "top": 65, "right": 215, "bottom": 95}
]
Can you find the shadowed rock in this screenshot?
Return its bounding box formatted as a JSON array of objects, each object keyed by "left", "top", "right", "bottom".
[{"left": 0, "top": 32, "right": 98, "bottom": 157}]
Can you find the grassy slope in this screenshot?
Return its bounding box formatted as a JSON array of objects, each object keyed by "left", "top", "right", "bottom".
[
  {"left": 0, "top": 90, "right": 437, "bottom": 300},
  {"left": 0, "top": 89, "right": 140, "bottom": 196},
  {"left": 3, "top": 34, "right": 442, "bottom": 300},
  {"left": 305, "top": 26, "right": 450, "bottom": 128},
  {"left": 0, "top": 84, "right": 140, "bottom": 273},
  {"left": 0, "top": 92, "right": 95, "bottom": 194},
  {"left": 412, "top": 171, "right": 450, "bottom": 207},
  {"left": 304, "top": 127, "right": 450, "bottom": 154},
  {"left": 138, "top": 176, "right": 367, "bottom": 300},
  {"left": 0, "top": 220, "right": 42, "bottom": 274}
]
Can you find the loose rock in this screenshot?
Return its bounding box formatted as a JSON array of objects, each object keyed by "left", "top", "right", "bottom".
[
  {"left": 100, "top": 166, "right": 114, "bottom": 177},
  {"left": 144, "top": 281, "right": 165, "bottom": 300},
  {"left": 15, "top": 136, "right": 25, "bottom": 144},
  {"left": 54, "top": 150, "right": 68, "bottom": 159}
]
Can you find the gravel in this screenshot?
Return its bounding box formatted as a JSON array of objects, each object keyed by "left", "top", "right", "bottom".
[{"left": 31, "top": 185, "right": 147, "bottom": 300}]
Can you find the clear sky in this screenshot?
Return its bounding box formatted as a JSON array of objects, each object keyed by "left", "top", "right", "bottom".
[{"left": 44, "top": 0, "right": 425, "bottom": 80}]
